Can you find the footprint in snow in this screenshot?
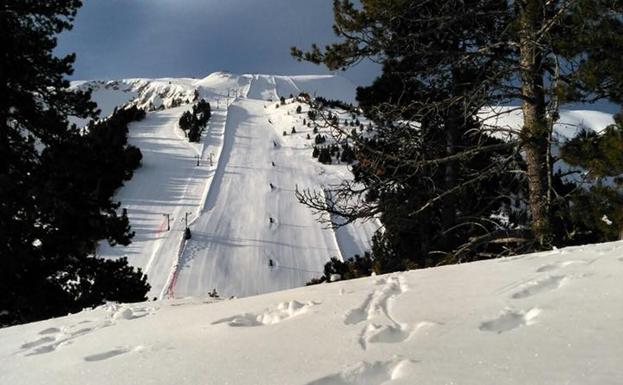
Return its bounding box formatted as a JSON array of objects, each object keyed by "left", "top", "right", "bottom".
[
  {"left": 536, "top": 260, "right": 590, "bottom": 273},
  {"left": 104, "top": 303, "right": 155, "bottom": 321},
  {"left": 343, "top": 275, "right": 407, "bottom": 326},
  {"left": 25, "top": 344, "right": 57, "bottom": 356},
  {"left": 211, "top": 300, "right": 317, "bottom": 327},
  {"left": 84, "top": 346, "right": 135, "bottom": 362},
  {"left": 510, "top": 275, "right": 567, "bottom": 299},
  {"left": 304, "top": 359, "right": 418, "bottom": 385},
  {"left": 20, "top": 337, "right": 56, "bottom": 349},
  {"left": 359, "top": 321, "right": 438, "bottom": 350},
  {"left": 21, "top": 318, "right": 115, "bottom": 356},
  {"left": 479, "top": 307, "right": 541, "bottom": 334}
]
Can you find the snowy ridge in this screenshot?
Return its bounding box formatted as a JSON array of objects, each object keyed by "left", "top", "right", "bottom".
[
  {"left": 480, "top": 105, "right": 616, "bottom": 140},
  {"left": 72, "top": 72, "right": 356, "bottom": 121},
  {"left": 2, "top": 241, "right": 622, "bottom": 384}
]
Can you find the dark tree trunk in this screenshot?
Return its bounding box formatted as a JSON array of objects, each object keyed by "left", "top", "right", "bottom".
[
  {"left": 442, "top": 113, "right": 459, "bottom": 228},
  {"left": 519, "top": 0, "right": 552, "bottom": 246}
]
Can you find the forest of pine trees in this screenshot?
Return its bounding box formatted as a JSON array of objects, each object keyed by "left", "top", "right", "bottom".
[
  {"left": 293, "top": 0, "right": 623, "bottom": 277},
  {"left": 1, "top": 0, "right": 150, "bottom": 326},
  {"left": 179, "top": 99, "right": 212, "bottom": 142}
]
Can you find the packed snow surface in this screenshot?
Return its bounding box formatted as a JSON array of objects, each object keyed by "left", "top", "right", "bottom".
[{"left": 1, "top": 241, "right": 622, "bottom": 384}]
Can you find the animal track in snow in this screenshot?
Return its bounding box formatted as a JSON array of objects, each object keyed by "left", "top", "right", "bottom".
[
  {"left": 105, "top": 303, "right": 156, "bottom": 321},
  {"left": 536, "top": 260, "right": 590, "bottom": 272},
  {"left": 344, "top": 276, "right": 408, "bottom": 326},
  {"left": 479, "top": 307, "right": 541, "bottom": 334},
  {"left": 359, "top": 321, "right": 437, "bottom": 350},
  {"left": 511, "top": 275, "right": 568, "bottom": 299},
  {"left": 19, "top": 305, "right": 149, "bottom": 356},
  {"left": 25, "top": 345, "right": 57, "bottom": 356},
  {"left": 305, "top": 359, "right": 417, "bottom": 385},
  {"left": 212, "top": 300, "right": 317, "bottom": 327},
  {"left": 22, "top": 324, "right": 106, "bottom": 357},
  {"left": 373, "top": 276, "right": 387, "bottom": 286},
  {"left": 84, "top": 347, "right": 132, "bottom": 362},
  {"left": 20, "top": 336, "right": 56, "bottom": 349}
]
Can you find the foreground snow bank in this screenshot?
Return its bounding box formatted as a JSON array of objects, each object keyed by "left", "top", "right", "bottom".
[{"left": 1, "top": 241, "right": 622, "bottom": 384}]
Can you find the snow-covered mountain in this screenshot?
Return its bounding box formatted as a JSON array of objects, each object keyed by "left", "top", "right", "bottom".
[
  {"left": 70, "top": 72, "right": 618, "bottom": 302},
  {"left": 77, "top": 73, "right": 376, "bottom": 300},
  {"left": 1, "top": 241, "right": 621, "bottom": 384},
  {"left": 3, "top": 72, "right": 621, "bottom": 384}
]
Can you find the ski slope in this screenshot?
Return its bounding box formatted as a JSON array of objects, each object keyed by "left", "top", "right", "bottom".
[
  {"left": 2, "top": 241, "right": 622, "bottom": 384},
  {"left": 92, "top": 73, "right": 377, "bottom": 300},
  {"left": 96, "top": 103, "right": 230, "bottom": 299}
]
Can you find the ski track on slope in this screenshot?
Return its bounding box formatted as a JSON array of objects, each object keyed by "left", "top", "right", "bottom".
[
  {"left": 96, "top": 106, "right": 212, "bottom": 299},
  {"left": 169, "top": 75, "right": 375, "bottom": 299},
  {"left": 160, "top": 96, "right": 238, "bottom": 299},
  {"left": 173, "top": 97, "right": 338, "bottom": 297},
  {"left": 93, "top": 73, "right": 378, "bottom": 300}
]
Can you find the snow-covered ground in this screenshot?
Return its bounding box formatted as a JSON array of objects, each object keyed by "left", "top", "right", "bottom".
[
  {"left": 88, "top": 73, "right": 377, "bottom": 300},
  {"left": 480, "top": 106, "right": 616, "bottom": 141},
  {"left": 2, "top": 241, "right": 622, "bottom": 384}
]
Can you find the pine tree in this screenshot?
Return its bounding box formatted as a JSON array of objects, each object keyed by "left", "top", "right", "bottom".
[
  {"left": 554, "top": 112, "right": 623, "bottom": 242},
  {"left": 293, "top": 0, "right": 526, "bottom": 268},
  {"left": 292, "top": 0, "right": 623, "bottom": 269},
  {"left": 1, "top": 0, "right": 150, "bottom": 326},
  {"left": 340, "top": 144, "right": 356, "bottom": 164},
  {"left": 318, "top": 148, "right": 332, "bottom": 164}
]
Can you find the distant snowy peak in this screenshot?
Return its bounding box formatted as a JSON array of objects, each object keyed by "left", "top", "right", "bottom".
[
  {"left": 71, "top": 77, "right": 197, "bottom": 118},
  {"left": 245, "top": 73, "right": 357, "bottom": 104},
  {"left": 71, "top": 72, "right": 358, "bottom": 122}
]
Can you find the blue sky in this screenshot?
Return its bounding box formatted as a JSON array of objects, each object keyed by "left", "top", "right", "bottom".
[{"left": 56, "top": 0, "right": 380, "bottom": 86}]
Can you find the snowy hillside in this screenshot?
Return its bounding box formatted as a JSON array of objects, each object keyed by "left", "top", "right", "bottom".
[
  {"left": 71, "top": 72, "right": 620, "bottom": 302},
  {"left": 1, "top": 241, "right": 622, "bottom": 384},
  {"left": 81, "top": 73, "right": 377, "bottom": 300}
]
